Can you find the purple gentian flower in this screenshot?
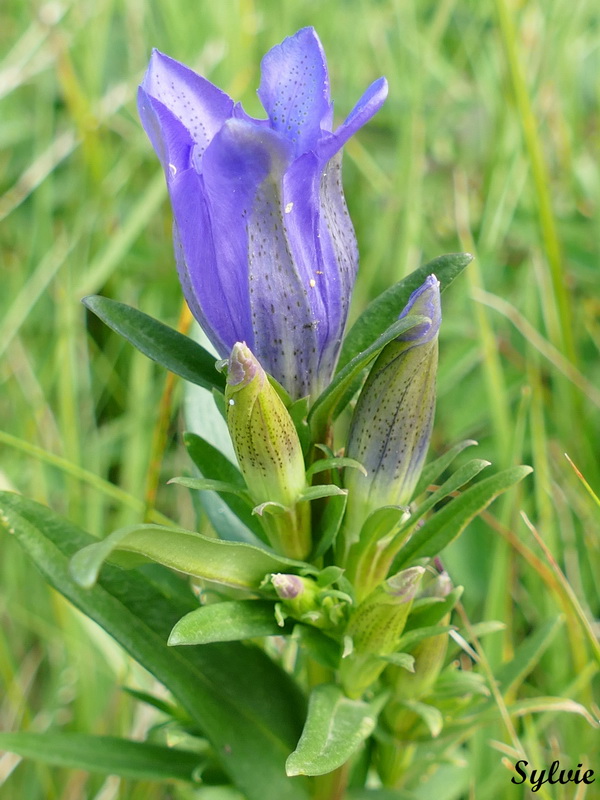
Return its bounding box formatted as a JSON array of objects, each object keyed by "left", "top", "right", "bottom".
[{"left": 138, "top": 27, "right": 387, "bottom": 399}]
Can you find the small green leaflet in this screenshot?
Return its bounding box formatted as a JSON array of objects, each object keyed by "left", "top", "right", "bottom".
[
  {"left": 286, "top": 684, "right": 382, "bottom": 777},
  {"left": 394, "top": 466, "right": 533, "bottom": 568},
  {"left": 169, "top": 601, "right": 284, "bottom": 646}
]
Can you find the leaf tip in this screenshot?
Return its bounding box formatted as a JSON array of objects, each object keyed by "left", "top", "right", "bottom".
[
  {"left": 68, "top": 547, "right": 101, "bottom": 589},
  {"left": 167, "top": 629, "right": 182, "bottom": 647},
  {"left": 81, "top": 295, "right": 100, "bottom": 311},
  {"left": 284, "top": 757, "right": 303, "bottom": 777}
]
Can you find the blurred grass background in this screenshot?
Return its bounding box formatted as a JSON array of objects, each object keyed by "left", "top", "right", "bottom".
[{"left": 1, "top": 0, "right": 598, "bottom": 797}]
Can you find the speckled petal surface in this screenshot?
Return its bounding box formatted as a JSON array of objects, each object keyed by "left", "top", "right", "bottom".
[{"left": 258, "top": 27, "right": 333, "bottom": 156}]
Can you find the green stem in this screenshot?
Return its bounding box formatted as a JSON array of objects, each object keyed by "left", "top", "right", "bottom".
[{"left": 311, "top": 761, "right": 350, "bottom": 800}]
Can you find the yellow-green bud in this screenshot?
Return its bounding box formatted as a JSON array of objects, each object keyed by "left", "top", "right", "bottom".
[
  {"left": 340, "top": 567, "right": 424, "bottom": 697},
  {"left": 383, "top": 572, "right": 452, "bottom": 739},
  {"left": 387, "top": 573, "right": 451, "bottom": 699},
  {"left": 225, "top": 342, "right": 310, "bottom": 559}
]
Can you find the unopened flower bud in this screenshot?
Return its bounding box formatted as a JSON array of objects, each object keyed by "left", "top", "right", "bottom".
[
  {"left": 340, "top": 567, "right": 424, "bottom": 697},
  {"left": 226, "top": 342, "right": 310, "bottom": 558},
  {"left": 386, "top": 572, "right": 452, "bottom": 705},
  {"left": 271, "top": 573, "right": 307, "bottom": 600},
  {"left": 271, "top": 573, "right": 349, "bottom": 630},
  {"left": 341, "top": 276, "right": 441, "bottom": 560},
  {"left": 381, "top": 572, "right": 453, "bottom": 743}
]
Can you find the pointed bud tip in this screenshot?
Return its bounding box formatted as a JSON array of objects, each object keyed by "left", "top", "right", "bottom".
[
  {"left": 399, "top": 274, "right": 441, "bottom": 343},
  {"left": 386, "top": 566, "right": 425, "bottom": 600},
  {"left": 271, "top": 573, "right": 304, "bottom": 599},
  {"left": 227, "top": 342, "right": 262, "bottom": 388}
]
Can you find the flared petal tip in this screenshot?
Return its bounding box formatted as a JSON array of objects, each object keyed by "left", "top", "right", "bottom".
[
  {"left": 317, "top": 74, "right": 388, "bottom": 162},
  {"left": 141, "top": 49, "right": 173, "bottom": 91}
]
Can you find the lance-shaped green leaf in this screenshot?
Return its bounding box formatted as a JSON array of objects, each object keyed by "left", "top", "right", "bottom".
[
  {"left": 378, "top": 653, "right": 415, "bottom": 671},
  {"left": 83, "top": 295, "right": 225, "bottom": 393},
  {"left": 0, "top": 492, "right": 309, "bottom": 800},
  {"left": 338, "top": 253, "right": 472, "bottom": 370},
  {"left": 286, "top": 685, "right": 381, "bottom": 777},
  {"left": 168, "top": 476, "right": 253, "bottom": 501},
  {"left": 184, "top": 432, "right": 267, "bottom": 544},
  {"left": 299, "top": 485, "right": 348, "bottom": 502},
  {"left": 169, "top": 601, "right": 284, "bottom": 646},
  {"left": 69, "top": 523, "right": 314, "bottom": 590},
  {"left": 412, "top": 439, "right": 478, "bottom": 498},
  {"left": 394, "top": 465, "right": 533, "bottom": 568},
  {"left": 402, "top": 459, "right": 491, "bottom": 535},
  {"left": 287, "top": 395, "right": 311, "bottom": 456},
  {"left": 305, "top": 457, "right": 367, "bottom": 483},
  {"left": 0, "top": 732, "right": 202, "bottom": 783},
  {"left": 310, "top": 493, "right": 347, "bottom": 560},
  {"left": 307, "top": 313, "right": 428, "bottom": 436},
  {"left": 397, "top": 625, "right": 456, "bottom": 652}
]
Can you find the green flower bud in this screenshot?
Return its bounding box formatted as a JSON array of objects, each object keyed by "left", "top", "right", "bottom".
[
  {"left": 270, "top": 573, "right": 348, "bottom": 629},
  {"left": 340, "top": 277, "right": 440, "bottom": 562},
  {"left": 386, "top": 572, "right": 452, "bottom": 703},
  {"left": 225, "top": 342, "right": 310, "bottom": 559},
  {"left": 340, "top": 566, "right": 424, "bottom": 697},
  {"left": 382, "top": 572, "right": 452, "bottom": 740}
]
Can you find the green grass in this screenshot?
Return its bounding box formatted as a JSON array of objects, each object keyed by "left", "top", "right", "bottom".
[{"left": 1, "top": 0, "right": 598, "bottom": 797}]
